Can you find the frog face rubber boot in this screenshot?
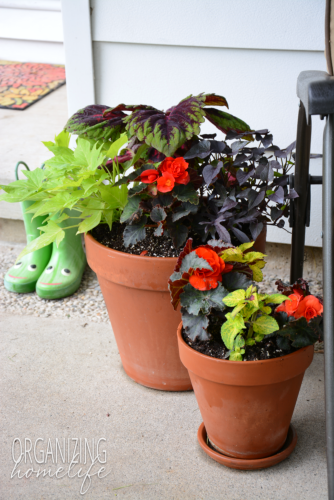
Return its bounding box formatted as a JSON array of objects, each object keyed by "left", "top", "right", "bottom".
[
  {"left": 36, "top": 210, "right": 86, "bottom": 300},
  {"left": 4, "top": 163, "right": 52, "bottom": 294}
]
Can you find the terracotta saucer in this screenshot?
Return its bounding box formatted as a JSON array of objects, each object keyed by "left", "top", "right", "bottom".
[{"left": 197, "top": 422, "right": 297, "bottom": 470}]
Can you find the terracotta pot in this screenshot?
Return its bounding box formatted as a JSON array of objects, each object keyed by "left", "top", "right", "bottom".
[
  {"left": 85, "top": 234, "right": 192, "bottom": 391},
  {"left": 177, "top": 323, "right": 314, "bottom": 460},
  {"left": 252, "top": 224, "right": 267, "bottom": 253}
]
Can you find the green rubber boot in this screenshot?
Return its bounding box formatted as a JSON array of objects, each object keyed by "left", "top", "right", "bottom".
[
  {"left": 36, "top": 210, "right": 86, "bottom": 300},
  {"left": 4, "top": 163, "right": 52, "bottom": 294}
]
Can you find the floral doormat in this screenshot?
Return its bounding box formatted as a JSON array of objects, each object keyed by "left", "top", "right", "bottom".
[{"left": 0, "top": 60, "right": 66, "bottom": 110}]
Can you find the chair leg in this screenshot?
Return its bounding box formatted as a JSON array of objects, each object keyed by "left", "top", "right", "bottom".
[
  {"left": 323, "top": 112, "right": 334, "bottom": 500},
  {"left": 290, "top": 101, "right": 312, "bottom": 283}
]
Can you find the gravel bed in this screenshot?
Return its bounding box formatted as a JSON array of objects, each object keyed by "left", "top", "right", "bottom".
[{"left": 0, "top": 243, "right": 324, "bottom": 350}]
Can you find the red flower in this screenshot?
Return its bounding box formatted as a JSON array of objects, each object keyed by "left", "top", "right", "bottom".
[
  {"left": 140, "top": 169, "right": 159, "bottom": 184},
  {"left": 276, "top": 289, "right": 304, "bottom": 317},
  {"left": 189, "top": 247, "right": 227, "bottom": 291},
  {"left": 159, "top": 157, "right": 190, "bottom": 185},
  {"left": 157, "top": 172, "right": 175, "bottom": 193},
  {"left": 294, "top": 295, "right": 323, "bottom": 321}
]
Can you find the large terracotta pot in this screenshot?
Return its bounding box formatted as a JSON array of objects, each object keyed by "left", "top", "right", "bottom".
[
  {"left": 85, "top": 233, "right": 192, "bottom": 391},
  {"left": 177, "top": 323, "right": 314, "bottom": 459}
]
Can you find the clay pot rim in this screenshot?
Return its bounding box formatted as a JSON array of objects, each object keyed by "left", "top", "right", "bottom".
[
  {"left": 177, "top": 321, "right": 311, "bottom": 366},
  {"left": 85, "top": 232, "right": 179, "bottom": 262}
]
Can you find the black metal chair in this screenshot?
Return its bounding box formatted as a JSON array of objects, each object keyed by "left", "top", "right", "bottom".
[{"left": 290, "top": 1, "right": 334, "bottom": 497}]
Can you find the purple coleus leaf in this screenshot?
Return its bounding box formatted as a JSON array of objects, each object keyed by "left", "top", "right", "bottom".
[{"left": 65, "top": 105, "right": 127, "bottom": 140}]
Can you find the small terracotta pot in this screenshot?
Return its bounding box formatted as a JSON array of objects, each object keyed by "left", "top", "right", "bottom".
[
  {"left": 252, "top": 224, "right": 267, "bottom": 253},
  {"left": 85, "top": 234, "right": 192, "bottom": 391},
  {"left": 177, "top": 323, "right": 314, "bottom": 460}
]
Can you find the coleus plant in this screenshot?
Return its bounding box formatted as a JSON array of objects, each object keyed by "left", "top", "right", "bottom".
[
  {"left": 169, "top": 239, "right": 323, "bottom": 361},
  {"left": 64, "top": 93, "right": 251, "bottom": 158}
]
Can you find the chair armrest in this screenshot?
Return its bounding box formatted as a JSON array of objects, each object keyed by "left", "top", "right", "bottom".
[{"left": 297, "top": 70, "right": 334, "bottom": 118}]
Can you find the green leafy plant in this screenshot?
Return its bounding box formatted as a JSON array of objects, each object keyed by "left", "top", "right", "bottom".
[
  {"left": 221, "top": 285, "right": 287, "bottom": 360},
  {"left": 0, "top": 130, "right": 130, "bottom": 260}
]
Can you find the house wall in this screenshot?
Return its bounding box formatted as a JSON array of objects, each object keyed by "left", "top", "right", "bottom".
[
  {"left": 0, "top": 0, "right": 64, "bottom": 64},
  {"left": 62, "top": 0, "right": 326, "bottom": 247}
]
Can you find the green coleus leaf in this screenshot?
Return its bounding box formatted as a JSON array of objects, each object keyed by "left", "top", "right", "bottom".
[
  {"left": 172, "top": 183, "right": 199, "bottom": 205},
  {"left": 179, "top": 250, "right": 213, "bottom": 274},
  {"left": 180, "top": 282, "right": 227, "bottom": 315},
  {"left": 245, "top": 338, "right": 256, "bottom": 346},
  {"left": 221, "top": 313, "right": 245, "bottom": 350},
  {"left": 223, "top": 289, "right": 246, "bottom": 307},
  {"left": 253, "top": 316, "right": 279, "bottom": 336},
  {"left": 123, "top": 216, "right": 147, "bottom": 247},
  {"left": 204, "top": 108, "right": 251, "bottom": 136},
  {"left": 64, "top": 104, "right": 127, "bottom": 141},
  {"left": 181, "top": 308, "right": 210, "bottom": 341},
  {"left": 120, "top": 195, "right": 142, "bottom": 223},
  {"left": 249, "top": 263, "right": 263, "bottom": 282},
  {"left": 265, "top": 294, "right": 290, "bottom": 305},
  {"left": 229, "top": 350, "right": 245, "bottom": 361}
]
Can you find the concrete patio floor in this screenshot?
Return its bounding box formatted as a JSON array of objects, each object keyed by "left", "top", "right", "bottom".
[{"left": 0, "top": 313, "right": 328, "bottom": 500}]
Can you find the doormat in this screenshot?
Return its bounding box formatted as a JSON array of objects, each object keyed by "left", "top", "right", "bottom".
[{"left": 0, "top": 60, "right": 66, "bottom": 110}]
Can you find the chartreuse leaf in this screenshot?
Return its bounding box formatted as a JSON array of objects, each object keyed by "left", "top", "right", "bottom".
[
  {"left": 105, "top": 133, "right": 128, "bottom": 159},
  {"left": 265, "top": 294, "right": 289, "bottom": 305},
  {"left": 243, "top": 252, "right": 265, "bottom": 263},
  {"left": 74, "top": 138, "right": 105, "bottom": 171},
  {"left": 77, "top": 210, "right": 102, "bottom": 233},
  {"left": 22, "top": 169, "right": 47, "bottom": 190},
  {"left": 238, "top": 241, "right": 255, "bottom": 252},
  {"left": 253, "top": 316, "right": 279, "bottom": 336},
  {"left": 221, "top": 313, "right": 245, "bottom": 350},
  {"left": 32, "top": 193, "right": 72, "bottom": 217},
  {"left": 229, "top": 349, "right": 245, "bottom": 361},
  {"left": 223, "top": 289, "right": 246, "bottom": 307},
  {"left": 16, "top": 221, "right": 65, "bottom": 261},
  {"left": 249, "top": 264, "right": 263, "bottom": 282},
  {"left": 103, "top": 209, "right": 114, "bottom": 229},
  {"left": 99, "top": 184, "right": 128, "bottom": 210}
]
